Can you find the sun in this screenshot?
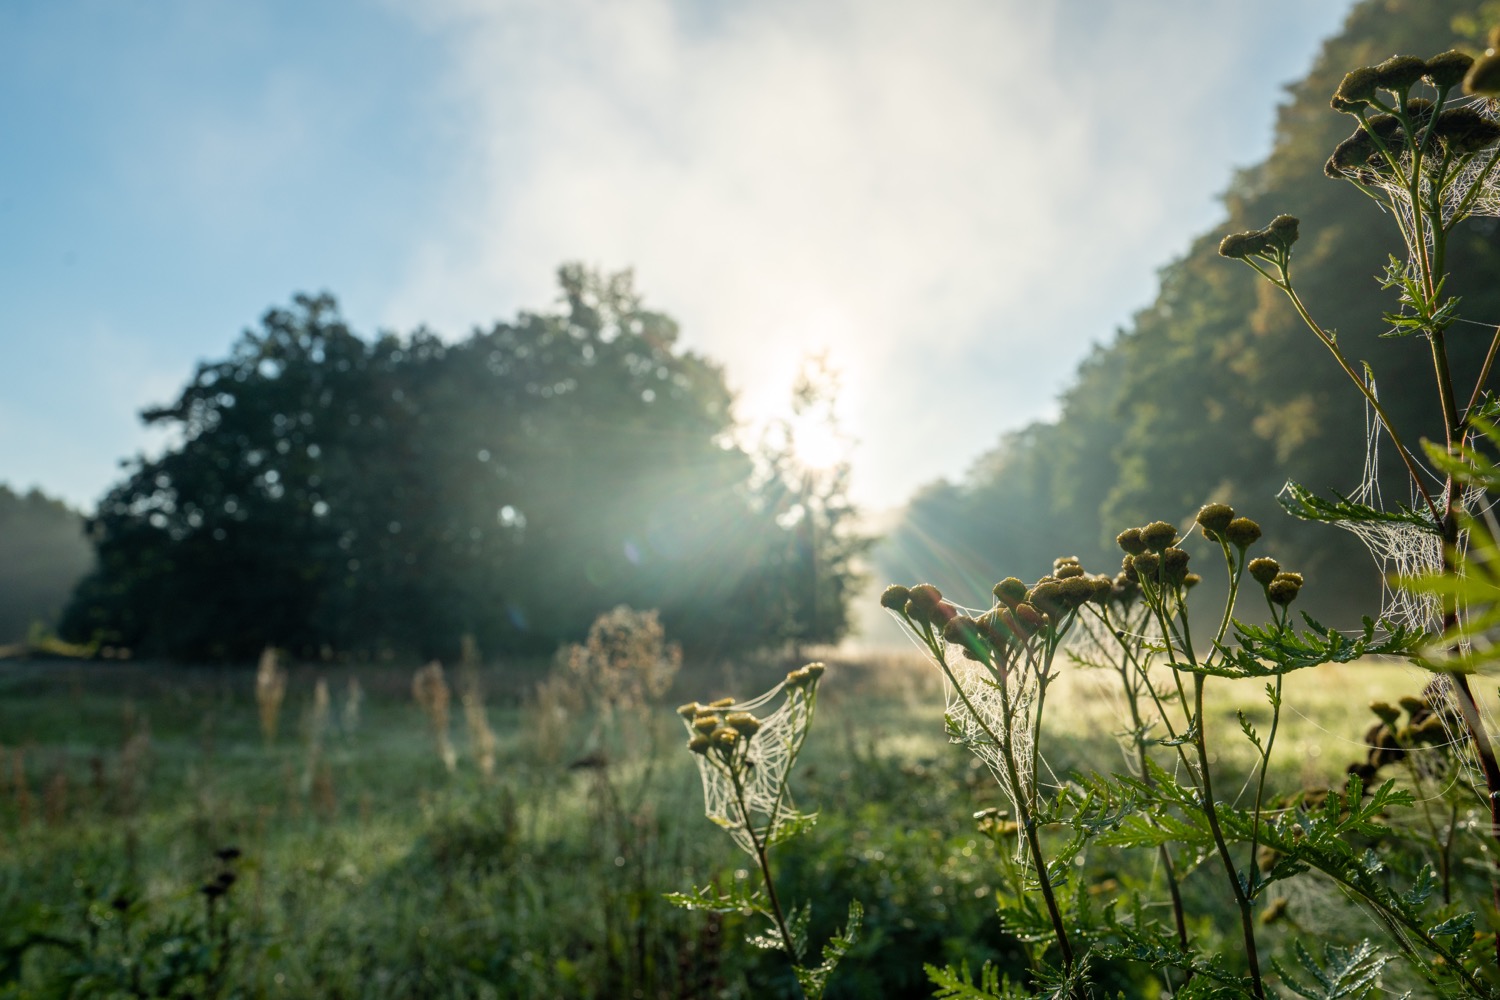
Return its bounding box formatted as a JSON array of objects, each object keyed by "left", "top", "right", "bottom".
[{"left": 786, "top": 412, "right": 846, "bottom": 472}]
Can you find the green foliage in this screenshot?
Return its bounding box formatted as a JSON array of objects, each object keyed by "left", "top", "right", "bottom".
[{"left": 0, "top": 486, "right": 93, "bottom": 647}]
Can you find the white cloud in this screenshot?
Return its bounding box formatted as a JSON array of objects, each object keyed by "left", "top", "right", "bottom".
[{"left": 385, "top": 0, "right": 1350, "bottom": 505}]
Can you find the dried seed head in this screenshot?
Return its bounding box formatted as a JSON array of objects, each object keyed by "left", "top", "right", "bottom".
[
  {"left": 1224, "top": 517, "right": 1262, "bottom": 549},
  {"left": 1116, "top": 527, "right": 1147, "bottom": 555},
  {"left": 1370, "top": 701, "right": 1401, "bottom": 727},
  {"left": 1054, "top": 562, "right": 1086, "bottom": 580},
  {"left": 943, "top": 615, "right": 982, "bottom": 646},
  {"left": 1374, "top": 54, "right": 1428, "bottom": 92},
  {"left": 1140, "top": 521, "right": 1178, "bottom": 551},
  {"left": 1248, "top": 557, "right": 1281, "bottom": 587},
  {"left": 1425, "top": 50, "right": 1475, "bottom": 89},
  {"left": 1131, "top": 552, "right": 1161, "bottom": 578},
  {"left": 880, "top": 584, "right": 912, "bottom": 611},
  {"left": 1121, "top": 555, "right": 1139, "bottom": 583},
  {"left": 1088, "top": 574, "right": 1115, "bottom": 604},
  {"left": 1334, "top": 66, "right": 1379, "bottom": 106},
  {"left": 1195, "top": 503, "right": 1235, "bottom": 535}
]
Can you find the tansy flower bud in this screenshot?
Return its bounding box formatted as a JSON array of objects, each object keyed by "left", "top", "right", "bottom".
[
  {"left": 1248, "top": 557, "right": 1281, "bottom": 586},
  {"left": 943, "top": 615, "right": 982, "bottom": 645},
  {"left": 993, "top": 577, "right": 1028, "bottom": 605},
  {"left": 880, "top": 584, "right": 911, "bottom": 611},
  {"left": 709, "top": 697, "right": 735, "bottom": 709},
  {"left": 1014, "top": 602, "right": 1047, "bottom": 632},
  {"left": 1266, "top": 215, "right": 1300, "bottom": 250},
  {"left": 1027, "top": 581, "right": 1065, "bottom": 614},
  {"left": 1370, "top": 701, "right": 1401, "bottom": 727},
  {"left": 803, "top": 662, "right": 826, "bottom": 681},
  {"left": 1425, "top": 50, "right": 1474, "bottom": 88},
  {"left": 693, "top": 714, "right": 722, "bottom": 734},
  {"left": 1140, "top": 521, "right": 1178, "bottom": 551},
  {"left": 1468, "top": 52, "right": 1500, "bottom": 96},
  {"left": 1398, "top": 695, "right": 1429, "bottom": 717},
  {"left": 1162, "top": 547, "right": 1192, "bottom": 584},
  {"left": 688, "top": 734, "right": 711, "bottom": 754},
  {"left": 905, "top": 583, "right": 945, "bottom": 625},
  {"left": 712, "top": 726, "right": 739, "bottom": 749},
  {"left": 1054, "top": 563, "right": 1086, "bottom": 579},
  {"left": 1088, "top": 575, "right": 1114, "bottom": 604},
  {"left": 1195, "top": 503, "right": 1235, "bottom": 536},
  {"left": 1375, "top": 54, "right": 1428, "bottom": 92},
  {"left": 1431, "top": 107, "right": 1500, "bottom": 152},
  {"left": 1335, "top": 66, "right": 1379, "bottom": 105},
  {"left": 1225, "top": 517, "right": 1262, "bottom": 549},
  {"left": 677, "top": 702, "right": 704, "bottom": 719},
  {"left": 1183, "top": 572, "right": 1202, "bottom": 589},
  {"left": 1260, "top": 898, "right": 1289, "bottom": 926},
  {"left": 1218, "top": 231, "right": 1271, "bottom": 259},
  {"left": 1121, "top": 555, "right": 1139, "bottom": 583},
  {"left": 1132, "top": 552, "right": 1161, "bottom": 577},
  {"left": 726, "top": 712, "right": 762, "bottom": 737},
  {"left": 1060, "top": 575, "right": 1096, "bottom": 607},
  {"left": 1116, "top": 528, "right": 1147, "bottom": 555},
  {"left": 1268, "top": 573, "right": 1302, "bottom": 605}
]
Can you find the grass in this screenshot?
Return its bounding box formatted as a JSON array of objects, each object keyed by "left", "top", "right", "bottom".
[{"left": 0, "top": 648, "right": 1454, "bottom": 998}]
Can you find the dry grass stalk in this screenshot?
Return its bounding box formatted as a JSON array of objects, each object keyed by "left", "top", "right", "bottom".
[
  {"left": 526, "top": 671, "right": 584, "bottom": 765},
  {"left": 12, "top": 748, "right": 33, "bottom": 828},
  {"left": 256, "top": 647, "right": 288, "bottom": 746},
  {"left": 412, "top": 661, "right": 457, "bottom": 772},
  {"left": 302, "top": 677, "right": 331, "bottom": 794},
  {"left": 458, "top": 636, "right": 497, "bottom": 781},
  {"left": 342, "top": 676, "right": 364, "bottom": 737},
  {"left": 43, "top": 768, "right": 68, "bottom": 827},
  {"left": 117, "top": 710, "right": 151, "bottom": 817}
]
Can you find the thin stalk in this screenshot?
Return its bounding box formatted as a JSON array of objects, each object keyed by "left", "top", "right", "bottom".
[
  {"left": 728, "top": 762, "right": 799, "bottom": 967},
  {"left": 1274, "top": 281, "right": 1442, "bottom": 523},
  {"left": 925, "top": 631, "right": 1077, "bottom": 979},
  {"left": 1190, "top": 673, "right": 1265, "bottom": 1000},
  {"left": 1141, "top": 560, "right": 1265, "bottom": 998}
]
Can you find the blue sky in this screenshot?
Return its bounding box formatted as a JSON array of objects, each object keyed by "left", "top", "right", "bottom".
[{"left": 2, "top": 0, "right": 1353, "bottom": 513}]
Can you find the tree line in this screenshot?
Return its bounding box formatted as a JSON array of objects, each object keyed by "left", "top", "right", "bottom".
[
  {"left": 878, "top": 0, "right": 1500, "bottom": 624},
  {"left": 61, "top": 266, "right": 866, "bottom": 661}
]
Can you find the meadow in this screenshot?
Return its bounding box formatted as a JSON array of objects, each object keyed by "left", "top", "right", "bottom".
[{"left": 0, "top": 645, "right": 1444, "bottom": 998}]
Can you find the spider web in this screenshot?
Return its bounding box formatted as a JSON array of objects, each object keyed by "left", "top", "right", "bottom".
[{"left": 681, "top": 680, "right": 815, "bottom": 856}]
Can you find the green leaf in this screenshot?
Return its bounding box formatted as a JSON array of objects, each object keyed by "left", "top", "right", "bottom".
[
  {"left": 793, "top": 900, "right": 863, "bottom": 1000},
  {"left": 663, "top": 880, "right": 765, "bottom": 916},
  {"left": 1269, "top": 939, "right": 1395, "bottom": 999},
  {"left": 1277, "top": 481, "right": 1438, "bottom": 533}
]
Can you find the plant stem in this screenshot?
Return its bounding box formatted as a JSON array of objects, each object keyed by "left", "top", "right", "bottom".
[{"left": 728, "top": 763, "right": 799, "bottom": 969}]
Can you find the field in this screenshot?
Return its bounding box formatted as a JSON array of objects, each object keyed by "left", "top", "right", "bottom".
[{"left": 0, "top": 649, "right": 1450, "bottom": 998}]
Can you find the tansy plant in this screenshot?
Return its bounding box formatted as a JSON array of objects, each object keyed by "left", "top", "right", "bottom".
[
  {"left": 1222, "top": 37, "right": 1500, "bottom": 977},
  {"left": 669, "top": 663, "right": 862, "bottom": 1000}
]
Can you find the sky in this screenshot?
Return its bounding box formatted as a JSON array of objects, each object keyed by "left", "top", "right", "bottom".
[{"left": 1, "top": 0, "right": 1355, "bottom": 514}]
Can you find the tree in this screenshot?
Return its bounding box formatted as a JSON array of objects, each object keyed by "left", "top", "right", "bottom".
[
  {"left": 0, "top": 486, "right": 93, "bottom": 644},
  {"left": 62, "top": 267, "right": 868, "bottom": 661}
]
